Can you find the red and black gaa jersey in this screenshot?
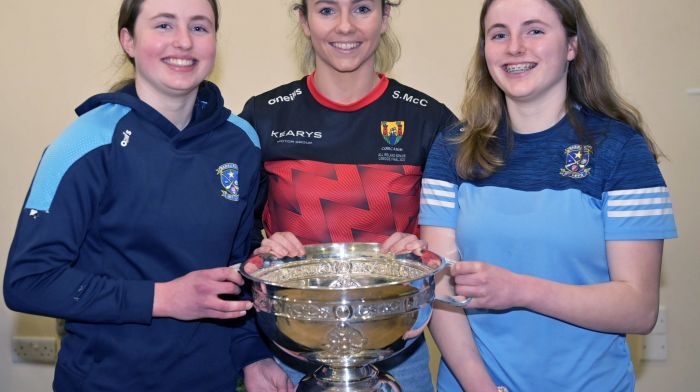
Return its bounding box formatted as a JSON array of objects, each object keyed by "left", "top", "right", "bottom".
[{"left": 241, "top": 74, "right": 457, "bottom": 244}]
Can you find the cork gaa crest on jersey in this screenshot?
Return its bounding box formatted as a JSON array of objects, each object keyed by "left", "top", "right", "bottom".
[
  {"left": 377, "top": 121, "right": 407, "bottom": 163},
  {"left": 217, "top": 163, "right": 240, "bottom": 201},
  {"left": 381, "top": 121, "right": 404, "bottom": 146},
  {"left": 560, "top": 144, "right": 592, "bottom": 179}
]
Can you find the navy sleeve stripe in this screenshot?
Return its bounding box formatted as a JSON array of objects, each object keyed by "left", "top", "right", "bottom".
[
  {"left": 422, "top": 187, "right": 456, "bottom": 198},
  {"left": 607, "top": 186, "right": 668, "bottom": 196},
  {"left": 25, "top": 104, "right": 131, "bottom": 212},
  {"left": 604, "top": 186, "right": 674, "bottom": 219},
  {"left": 227, "top": 114, "right": 260, "bottom": 148}
]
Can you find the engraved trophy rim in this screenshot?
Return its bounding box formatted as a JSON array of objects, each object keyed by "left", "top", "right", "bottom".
[{"left": 240, "top": 242, "right": 446, "bottom": 290}]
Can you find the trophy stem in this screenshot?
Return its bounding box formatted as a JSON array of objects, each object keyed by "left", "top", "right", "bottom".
[{"left": 296, "top": 364, "right": 402, "bottom": 392}]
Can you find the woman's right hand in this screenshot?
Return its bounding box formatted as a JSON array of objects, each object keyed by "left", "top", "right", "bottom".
[
  {"left": 450, "top": 261, "right": 522, "bottom": 310},
  {"left": 152, "top": 267, "right": 252, "bottom": 320},
  {"left": 253, "top": 231, "right": 305, "bottom": 258}
]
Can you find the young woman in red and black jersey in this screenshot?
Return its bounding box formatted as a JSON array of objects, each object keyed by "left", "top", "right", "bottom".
[{"left": 239, "top": 0, "right": 457, "bottom": 390}]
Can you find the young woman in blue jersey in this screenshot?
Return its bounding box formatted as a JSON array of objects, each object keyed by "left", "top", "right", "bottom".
[
  {"left": 3, "top": 0, "right": 292, "bottom": 390},
  {"left": 240, "top": 0, "right": 456, "bottom": 390},
  {"left": 420, "top": 0, "right": 677, "bottom": 391}
]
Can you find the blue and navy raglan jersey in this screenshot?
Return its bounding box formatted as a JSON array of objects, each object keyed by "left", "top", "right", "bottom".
[
  {"left": 419, "top": 108, "right": 677, "bottom": 392},
  {"left": 4, "top": 82, "right": 270, "bottom": 391}
]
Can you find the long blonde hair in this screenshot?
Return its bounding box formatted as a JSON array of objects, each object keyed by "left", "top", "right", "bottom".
[
  {"left": 291, "top": 0, "right": 402, "bottom": 75},
  {"left": 455, "top": 0, "right": 658, "bottom": 180}
]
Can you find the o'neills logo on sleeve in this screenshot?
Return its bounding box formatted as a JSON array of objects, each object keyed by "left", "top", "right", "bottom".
[
  {"left": 270, "top": 129, "right": 323, "bottom": 145},
  {"left": 267, "top": 88, "right": 303, "bottom": 105}
]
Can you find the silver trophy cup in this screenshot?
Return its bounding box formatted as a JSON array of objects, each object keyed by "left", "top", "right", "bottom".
[{"left": 240, "top": 242, "right": 446, "bottom": 391}]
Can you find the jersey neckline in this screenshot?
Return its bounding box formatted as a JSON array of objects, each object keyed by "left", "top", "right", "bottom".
[{"left": 306, "top": 72, "right": 389, "bottom": 112}]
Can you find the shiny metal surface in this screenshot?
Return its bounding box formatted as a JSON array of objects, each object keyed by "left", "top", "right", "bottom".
[{"left": 241, "top": 243, "right": 445, "bottom": 391}]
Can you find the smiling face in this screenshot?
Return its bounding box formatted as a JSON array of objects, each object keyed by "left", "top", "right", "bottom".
[
  {"left": 301, "top": 0, "right": 389, "bottom": 76},
  {"left": 119, "top": 0, "right": 216, "bottom": 101},
  {"left": 483, "top": 0, "right": 577, "bottom": 108}
]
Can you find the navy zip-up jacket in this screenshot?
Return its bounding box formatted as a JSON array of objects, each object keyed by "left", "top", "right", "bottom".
[{"left": 4, "top": 82, "right": 270, "bottom": 391}]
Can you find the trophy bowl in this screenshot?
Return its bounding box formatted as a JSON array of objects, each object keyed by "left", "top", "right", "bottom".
[{"left": 240, "top": 242, "right": 446, "bottom": 392}]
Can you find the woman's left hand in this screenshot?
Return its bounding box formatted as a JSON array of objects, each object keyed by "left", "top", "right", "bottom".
[
  {"left": 380, "top": 232, "right": 426, "bottom": 254},
  {"left": 243, "top": 358, "right": 295, "bottom": 392}
]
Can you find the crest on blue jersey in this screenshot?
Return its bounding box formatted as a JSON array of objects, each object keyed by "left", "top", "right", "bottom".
[
  {"left": 381, "top": 121, "right": 405, "bottom": 146},
  {"left": 560, "top": 144, "right": 592, "bottom": 179},
  {"left": 217, "top": 163, "right": 240, "bottom": 201}
]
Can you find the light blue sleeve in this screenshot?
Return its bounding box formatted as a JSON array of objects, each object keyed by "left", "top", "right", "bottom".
[
  {"left": 26, "top": 104, "right": 131, "bottom": 212},
  {"left": 227, "top": 113, "right": 260, "bottom": 149},
  {"left": 603, "top": 134, "right": 677, "bottom": 240},
  {"left": 419, "top": 131, "right": 460, "bottom": 229}
]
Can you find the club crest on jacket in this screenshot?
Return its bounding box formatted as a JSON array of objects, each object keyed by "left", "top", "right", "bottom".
[{"left": 217, "top": 163, "right": 240, "bottom": 201}]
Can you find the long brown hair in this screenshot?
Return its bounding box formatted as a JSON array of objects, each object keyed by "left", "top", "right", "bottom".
[
  {"left": 110, "top": 0, "right": 220, "bottom": 91},
  {"left": 292, "top": 0, "right": 402, "bottom": 75},
  {"left": 455, "top": 0, "right": 659, "bottom": 180}
]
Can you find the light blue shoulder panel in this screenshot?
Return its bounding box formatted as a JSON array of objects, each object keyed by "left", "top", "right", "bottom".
[
  {"left": 25, "top": 104, "right": 132, "bottom": 212},
  {"left": 227, "top": 114, "right": 260, "bottom": 149}
]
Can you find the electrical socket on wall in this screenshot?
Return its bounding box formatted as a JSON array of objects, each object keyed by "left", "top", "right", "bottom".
[
  {"left": 641, "top": 305, "right": 668, "bottom": 361},
  {"left": 11, "top": 336, "right": 58, "bottom": 364}
]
